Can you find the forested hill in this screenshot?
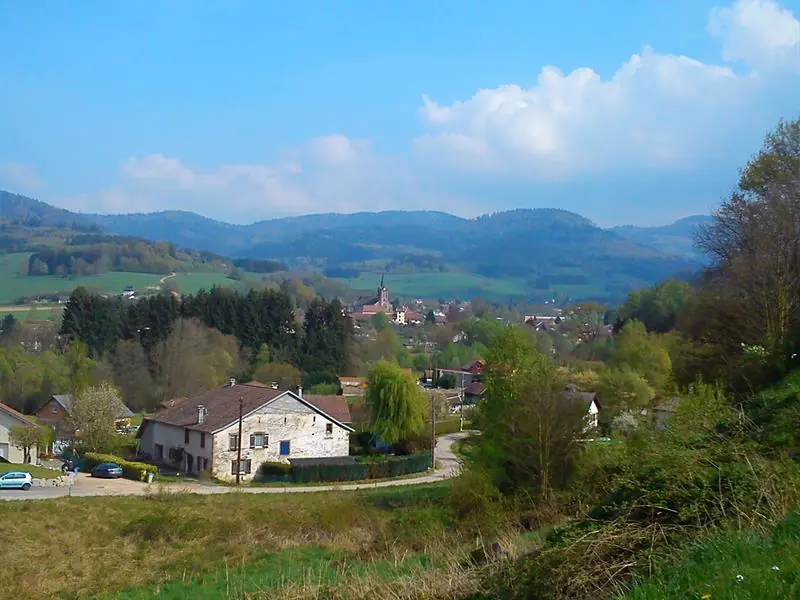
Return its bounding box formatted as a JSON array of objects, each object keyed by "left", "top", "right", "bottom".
[
  {"left": 2, "top": 190, "right": 708, "bottom": 302},
  {"left": 0, "top": 190, "right": 285, "bottom": 278}
]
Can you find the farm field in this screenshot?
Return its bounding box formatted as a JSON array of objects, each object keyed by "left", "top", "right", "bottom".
[
  {"left": 334, "top": 271, "right": 531, "bottom": 300},
  {"left": 334, "top": 270, "right": 613, "bottom": 302},
  {"left": 0, "top": 253, "right": 264, "bottom": 308}
]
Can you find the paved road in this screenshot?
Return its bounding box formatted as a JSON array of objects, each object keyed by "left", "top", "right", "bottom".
[{"left": 0, "top": 432, "right": 471, "bottom": 502}]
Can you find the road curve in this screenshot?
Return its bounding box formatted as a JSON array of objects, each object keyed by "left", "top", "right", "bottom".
[{"left": 0, "top": 432, "right": 472, "bottom": 502}]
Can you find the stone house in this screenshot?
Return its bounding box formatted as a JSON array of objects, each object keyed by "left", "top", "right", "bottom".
[
  {"left": 0, "top": 402, "right": 38, "bottom": 463},
  {"left": 137, "top": 380, "right": 353, "bottom": 481}
]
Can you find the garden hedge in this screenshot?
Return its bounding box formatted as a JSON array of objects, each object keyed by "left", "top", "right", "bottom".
[
  {"left": 256, "top": 451, "right": 432, "bottom": 484},
  {"left": 83, "top": 452, "right": 158, "bottom": 482}
]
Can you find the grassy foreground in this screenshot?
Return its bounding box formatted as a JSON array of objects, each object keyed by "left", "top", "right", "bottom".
[
  {"left": 0, "top": 482, "right": 501, "bottom": 600},
  {"left": 620, "top": 509, "right": 800, "bottom": 600}
]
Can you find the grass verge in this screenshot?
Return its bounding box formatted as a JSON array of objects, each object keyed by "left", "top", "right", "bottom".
[{"left": 0, "top": 462, "right": 61, "bottom": 479}]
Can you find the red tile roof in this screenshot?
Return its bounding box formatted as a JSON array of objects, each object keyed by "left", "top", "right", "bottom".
[
  {"left": 144, "top": 384, "right": 353, "bottom": 434},
  {"left": 303, "top": 395, "right": 352, "bottom": 424}
]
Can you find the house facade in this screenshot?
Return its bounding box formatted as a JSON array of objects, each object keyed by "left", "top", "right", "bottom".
[
  {"left": 137, "top": 381, "right": 353, "bottom": 481},
  {"left": 0, "top": 403, "right": 38, "bottom": 463},
  {"left": 36, "top": 393, "right": 134, "bottom": 453}
]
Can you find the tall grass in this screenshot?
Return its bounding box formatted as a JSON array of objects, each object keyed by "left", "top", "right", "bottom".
[{"left": 0, "top": 483, "right": 479, "bottom": 600}]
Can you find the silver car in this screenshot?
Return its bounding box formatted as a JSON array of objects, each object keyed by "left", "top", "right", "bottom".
[{"left": 0, "top": 471, "right": 33, "bottom": 490}]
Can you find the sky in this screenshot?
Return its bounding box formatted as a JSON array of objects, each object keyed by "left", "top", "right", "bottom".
[{"left": 1, "top": 0, "right": 799, "bottom": 227}]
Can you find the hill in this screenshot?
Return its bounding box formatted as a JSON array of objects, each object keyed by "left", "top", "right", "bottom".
[
  {"left": 3, "top": 190, "right": 709, "bottom": 303},
  {"left": 612, "top": 215, "right": 713, "bottom": 259}
]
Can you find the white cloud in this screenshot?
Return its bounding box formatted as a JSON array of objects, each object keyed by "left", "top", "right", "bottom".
[
  {"left": 35, "top": 0, "right": 800, "bottom": 225},
  {"left": 414, "top": 0, "right": 799, "bottom": 178},
  {"left": 0, "top": 162, "right": 42, "bottom": 193},
  {"left": 709, "top": 0, "right": 800, "bottom": 68}
]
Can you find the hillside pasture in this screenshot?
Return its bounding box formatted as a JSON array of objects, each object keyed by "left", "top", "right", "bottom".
[{"left": 335, "top": 271, "right": 530, "bottom": 300}]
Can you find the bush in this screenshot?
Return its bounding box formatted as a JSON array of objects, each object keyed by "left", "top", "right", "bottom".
[
  {"left": 257, "top": 452, "right": 433, "bottom": 484},
  {"left": 83, "top": 452, "right": 158, "bottom": 482},
  {"left": 254, "top": 461, "right": 293, "bottom": 483}
]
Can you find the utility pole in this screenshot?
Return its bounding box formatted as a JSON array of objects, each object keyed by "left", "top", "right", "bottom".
[
  {"left": 459, "top": 371, "right": 465, "bottom": 432},
  {"left": 430, "top": 393, "right": 436, "bottom": 466},
  {"left": 235, "top": 395, "right": 243, "bottom": 486}
]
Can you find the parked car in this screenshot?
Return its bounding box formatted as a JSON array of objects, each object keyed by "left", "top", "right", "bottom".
[
  {"left": 91, "top": 463, "right": 123, "bottom": 478},
  {"left": 0, "top": 472, "right": 33, "bottom": 490}
]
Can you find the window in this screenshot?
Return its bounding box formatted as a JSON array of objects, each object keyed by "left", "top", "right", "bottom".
[
  {"left": 249, "top": 432, "right": 267, "bottom": 449},
  {"left": 200, "top": 433, "right": 205, "bottom": 449},
  {"left": 325, "top": 423, "right": 333, "bottom": 436},
  {"left": 230, "top": 459, "right": 251, "bottom": 475},
  {"left": 229, "top": 434, "right": 239, "bottom": 451},
  {"left": 51, "top": 406, "right": 58, "bottom": 414},
  {"left": 279, "top": 440, "right": 290, "bottom": 456},
  {"left": 154, "top": 444, "right": 163, "bottom": 461},
  {"left": 184, "top": 429, "right": 190, "bottom": 444}
]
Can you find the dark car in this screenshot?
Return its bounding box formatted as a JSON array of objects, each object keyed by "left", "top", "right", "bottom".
[{"left": 91, "top": 463, "right": 123, "bottom": 478}]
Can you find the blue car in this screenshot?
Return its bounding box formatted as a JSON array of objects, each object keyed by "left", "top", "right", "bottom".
[
  {"left": 91, "top": 463, "right": 123, "bottom": 478},
  {"left": 0, "top": 471, "right": 33, "bottom": 490}
]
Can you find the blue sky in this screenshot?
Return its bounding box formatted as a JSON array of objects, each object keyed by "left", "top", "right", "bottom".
[{"left": 1, "top": 0, "right": 799, "bottom": 226}]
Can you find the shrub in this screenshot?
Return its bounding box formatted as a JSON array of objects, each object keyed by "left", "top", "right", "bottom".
[
  {"left": 257, "top": 452, "right": 433, "bottom": 484},
  {"left": 254, "top": 460, "right": 293, "bottom": 483},
  {"left": 83, "top": 452, "right": 158, "bottom": 482}
]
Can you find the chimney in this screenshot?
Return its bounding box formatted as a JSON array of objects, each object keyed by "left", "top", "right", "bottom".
[
  {"left": 297, "top": 385, "right": 303, "bottom": 398},
  {"left": 229, "top": 378, "right": 236, "bottom": 387},
  {"left": 197, "top": 405, "right": 206, "bottom": 424},
  {"left": 271, "top": 381, "right": 278, "bottom": 390}
]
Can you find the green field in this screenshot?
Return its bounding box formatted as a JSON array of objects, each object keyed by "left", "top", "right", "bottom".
[
  {"left": 0, "top": 253, "right": 261, "bottom": 307},
  {"left": 334, "top": 271, "right": 531, "bottom": 300}
]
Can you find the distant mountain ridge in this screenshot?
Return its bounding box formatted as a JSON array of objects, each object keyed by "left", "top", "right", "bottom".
[{"left": 1, "top": 189, "right": 710, "bottom": 302}]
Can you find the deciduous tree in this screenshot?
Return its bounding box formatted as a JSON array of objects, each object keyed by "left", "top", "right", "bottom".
[{"left": 366, "top": 360, "right": 426, "bottom": 446}]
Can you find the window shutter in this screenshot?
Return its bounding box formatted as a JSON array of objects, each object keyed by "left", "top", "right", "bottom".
[{"left": 250, "top": 434, "right": 255, "bottom": 449}]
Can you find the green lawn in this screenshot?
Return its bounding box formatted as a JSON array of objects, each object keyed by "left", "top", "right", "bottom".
[
  {"left": 0, "top": 463, "right": 61, "bottom": 479},
  {"left": 619, "top": 509, "right": 800, "bottom": 600}
]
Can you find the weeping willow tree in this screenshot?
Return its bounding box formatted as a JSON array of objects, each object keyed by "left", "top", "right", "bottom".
[{"left": 366, "top": 360, "right": 426, "bottom": 445}]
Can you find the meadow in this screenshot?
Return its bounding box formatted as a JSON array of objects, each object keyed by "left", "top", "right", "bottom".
[
  {"left": 0, "top": 482, "right": 509, "bottom": 600},
  {"left": 0, "top": 253, "right": 259, "bottom": 307},
  {"left": 335, "top": 271, "right": 531, "bottom": 300}
]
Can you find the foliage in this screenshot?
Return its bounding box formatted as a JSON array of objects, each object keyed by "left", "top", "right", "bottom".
[
  {"left": 596, "top": 366, "right": 654, "bottom": 421},
  {"left": 366, "top": 360, "right": 427, "bottom": 445},
  {"left": 82, "top": 452, "right": 158, "bottom": 481},
  {"left": 370, "top": 311, "right": 390, "bottom": 331},
  {"left": 691, "top": 116, "right": 800, "bottom": 384},
  {"left": 474, "top": 326, "right": 584, "bottom": 500},
  {"left": 66, "top": 382, "right": 127, "bottom": 453},
  {"left": 8, "top": 424, "right": 41, "bottom": 463},
  {"left": 253, "top": 362, "right": 301, "bottom": 390},
  {"left": 610, "top": 320, "right": 673, "bottom": 393},
  {"left": 300, "top": 298, "right": 353, "bottom": 374},
  {"left": 305, "top": 382, "right": 340, "bottom": 395},
  {"left": 616, "top": 279, "right": 692, "bottom": 333},
  {"left": 258, "top": 452, "right": 433, "bottom": 483}
]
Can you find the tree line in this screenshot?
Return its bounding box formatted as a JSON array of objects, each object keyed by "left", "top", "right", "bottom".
[{"left": 56, "top": 285, "right": 353, "bottom": 410}]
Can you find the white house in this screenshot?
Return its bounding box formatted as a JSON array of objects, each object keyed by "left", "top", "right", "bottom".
[
  {"left": 563, "top": 386, "right": 601, "bottom": 431},
  {"left": 0, "top": 403, "right": 38, "bottom": 464},
  {"left": 137, "top": 380, "right": 353, "bottom": 481}
]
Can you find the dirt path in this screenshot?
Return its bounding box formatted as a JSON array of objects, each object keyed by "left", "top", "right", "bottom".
[
  {"left": 0, "top": 305, "right": 61, "bottom": 313},
  {"left": 159, "top": 272, "right": 177, "bottom": 285},
  {"left": 0, "top": 432, "right": 473, "bottom": 501}
]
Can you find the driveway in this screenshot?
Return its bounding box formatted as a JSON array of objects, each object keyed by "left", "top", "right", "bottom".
[{"left": 0, "top": 432, "right": 472, "bottom": 502}]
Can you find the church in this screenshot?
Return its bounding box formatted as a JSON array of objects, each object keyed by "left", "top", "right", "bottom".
[{"left": 350, "top": 275, "right": 392, "bottom": 321}]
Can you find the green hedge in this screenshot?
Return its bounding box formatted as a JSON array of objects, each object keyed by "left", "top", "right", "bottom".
[
  {"left": 256, "top": 452, "right": 432, "bottom": 484},
  {"left": 83, "top": 452, "right": 158, "bottom": 482}
]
